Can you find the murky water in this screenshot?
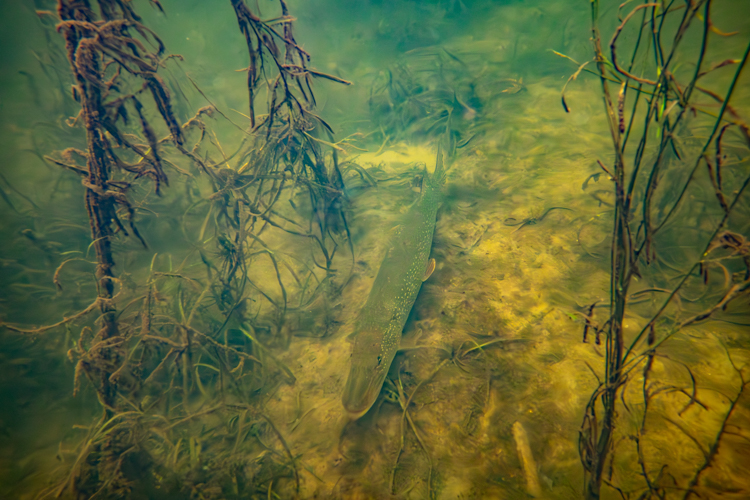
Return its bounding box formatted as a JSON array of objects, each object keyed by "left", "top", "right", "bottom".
[{"left": 1, "top": 0, "right": 749, "bottom": 498}]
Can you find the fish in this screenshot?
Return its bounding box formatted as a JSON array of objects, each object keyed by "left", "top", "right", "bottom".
[{"left": 342, "top": 146, "right": 446, "bottom": 420}]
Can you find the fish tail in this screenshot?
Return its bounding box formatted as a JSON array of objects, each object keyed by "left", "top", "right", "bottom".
[
  {"left": 433, "top": 143, "right": 445, "bottom": 183},
  {"left": 425, "top": 143, "right": 446, "bottom": 191},
  {"left": 420, "top": 144, "right": 446, "bottom": 197}
]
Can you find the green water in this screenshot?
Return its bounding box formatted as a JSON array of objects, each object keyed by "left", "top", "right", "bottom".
[{"left": 1, "top": 0, "right": 749, "bottom": 498}]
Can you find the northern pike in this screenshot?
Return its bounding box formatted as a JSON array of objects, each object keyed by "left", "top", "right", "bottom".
[{"left": 342, "top": 147, "right": 445, "bottom": 419}]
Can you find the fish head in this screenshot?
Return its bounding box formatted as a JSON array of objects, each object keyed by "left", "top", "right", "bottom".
[{"left": 342, "top": 329, "right": 392, "bottom": 419}]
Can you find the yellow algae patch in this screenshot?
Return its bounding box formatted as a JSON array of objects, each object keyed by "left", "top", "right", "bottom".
[{"left": 355, "top": 144, "right": 437, "bottom": 174}]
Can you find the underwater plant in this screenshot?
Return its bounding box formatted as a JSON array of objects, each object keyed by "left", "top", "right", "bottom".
[
  {"left": 1, "top": 0, "right": 351, "bottom": 497},
  {"left": 559, "top": 1, "right": 750, "bottom": 498},
  {"left": 369, "top": 46, "right": 523, "bottom": 156}
]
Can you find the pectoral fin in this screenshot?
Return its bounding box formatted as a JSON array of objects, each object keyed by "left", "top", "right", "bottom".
[{"left": 422, "top": 258, "right": 436, "bottom": 282}]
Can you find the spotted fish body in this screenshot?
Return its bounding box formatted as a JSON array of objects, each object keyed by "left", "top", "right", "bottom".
[{"left": 342, "top": 149, "right": 445, "bottom": 419}]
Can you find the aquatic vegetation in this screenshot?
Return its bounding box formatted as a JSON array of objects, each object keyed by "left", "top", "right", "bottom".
[
  {"left": 559, "top": 1, "right": 750, "bottom": 498},
  {"left": 503, "top": 206, "right": 573, "bottom": 233},
  {"left": 1, "top": 0, "right": 351, "bottom": 497},
  {"left": 368, "top": 46, "right": 524, "bottom": 155}
]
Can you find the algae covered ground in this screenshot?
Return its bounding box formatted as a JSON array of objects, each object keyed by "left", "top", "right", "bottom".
[{"left": 0, "top": 0, "right": 749, "bottom": 498}]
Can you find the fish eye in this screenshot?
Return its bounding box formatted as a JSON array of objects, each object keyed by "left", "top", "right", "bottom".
[{"left": 376, "top": 355, "right": 382, "bottom": 366}]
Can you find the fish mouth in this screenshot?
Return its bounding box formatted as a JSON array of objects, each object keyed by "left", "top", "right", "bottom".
[{"left": 342, "top": 363, "right": 386, "bottom": 419}]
